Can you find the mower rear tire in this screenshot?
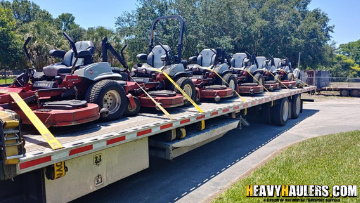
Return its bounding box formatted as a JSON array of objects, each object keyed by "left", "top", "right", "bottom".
[
  {"left": 253, "top": 73, "right": 264, "bottom": 85},
  {"left": 175, "top": 77, "right": 196, "bottom": 107},
  {"left": 272, "top": 98, "right": 289, "bottom": 126},
  {"left": 124, "top": 97, "right": 140, "bottom": 117},
  {"left": 222, "top": 73, "right": 237, "bottom": 91},
  {"left": 287, "top": 73, "right": 295, "bottom": 81},
  {"left": 85, "top": 80, "right": 127, "bottom": 121}
]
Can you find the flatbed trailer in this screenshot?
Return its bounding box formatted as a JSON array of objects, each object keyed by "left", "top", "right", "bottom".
[
  {"left": 317, "top": 86, "right": 360, "bottom": 97},
  {"left": 0, "top": 86, "right": 316, "bottom": 203}
]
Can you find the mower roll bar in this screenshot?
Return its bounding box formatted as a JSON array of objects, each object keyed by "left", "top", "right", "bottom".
[
  {"left": 23, "top": 36, "right": 35, "bottom": 69},
  {"left": 102, "top": 37, "right": 129, "bottom": 71},
  {"left": 149, "top": 15, "right": 185, "bottom": 64}
]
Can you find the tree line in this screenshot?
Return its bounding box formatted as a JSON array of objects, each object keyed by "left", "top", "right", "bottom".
[{"left": 0, "top": 0, "right": 359, "bottom": 78}]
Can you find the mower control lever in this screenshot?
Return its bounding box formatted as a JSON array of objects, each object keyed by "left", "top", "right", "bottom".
[
  {"left": 63, "top": 32, "right": 78, "bottom": 58},
  {"left": 121, "top": 44, "right": 127, "bottom": 59},
  {"left": 158, "top": 42, "right": 171, "bottom": 65}
]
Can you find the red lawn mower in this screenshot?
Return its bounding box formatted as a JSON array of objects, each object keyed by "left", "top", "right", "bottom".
[
  {"left": 271, "top": 57, "right": 296, "bottom": 88},
  {"left": 0, "top": 32, "right": 134, "bottom": 127},
  {"left": 186, "top": 48, "right": 236, "bottom": 102},
  {"left": 228, "top": 52, "right": 264, "bottom": 94},
  {"left": 131, "top": 15, "right": 198, "bottom": 108},
  {"left": 255, "top": 56, "right": 280, "bottom": 91}
]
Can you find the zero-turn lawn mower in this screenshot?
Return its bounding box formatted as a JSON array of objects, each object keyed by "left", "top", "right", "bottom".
[
  {"left": 229, "top": 52, "right": 264, "bottom": 94},
  {"left": 186, "top": 48, "right": 236, "bottom": 102},
  {"left": 0, "top": 32, "right": 134, "bottom": 127},
  {"left": 272, "top": 57, "right": 296, "bottom": 88},
  {"left": 255, "top": 56, "right": 280, "bottom": 91},
  {"left": 131, "top": 15, "right": 197, "bottom": 108}
]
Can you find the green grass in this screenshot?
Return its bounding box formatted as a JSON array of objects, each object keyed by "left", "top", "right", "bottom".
[
  {"left": 213, "top": 131, "right": 360, "bottom": 203},
  {"left": 0, "top": 77, "right": 15, "bottom": 84}
]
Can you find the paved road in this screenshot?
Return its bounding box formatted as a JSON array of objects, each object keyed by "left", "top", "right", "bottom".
[{"left": 73, "top": 100, "right": 360, "bottom": 203}]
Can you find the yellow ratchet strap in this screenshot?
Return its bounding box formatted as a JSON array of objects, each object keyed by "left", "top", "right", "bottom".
[
  {"left": 268, "top": 71, "right": 292, "bottom": 99},
  {"left": 8, "top": 92, "right": 62, "bottom": 150},
  {"left": 129, "top": 75, "right": 173, "bottom": 120},
  {"left": 155, "top": 69, "right": 205, "bottom": 130},
  {"left": 247, "top": 71, "right": 274, "bottom": 107}
]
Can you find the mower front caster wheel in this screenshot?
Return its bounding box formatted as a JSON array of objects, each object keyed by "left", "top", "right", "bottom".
[{"left": 124, "top": 97, "right": 140, "bottom": 117}]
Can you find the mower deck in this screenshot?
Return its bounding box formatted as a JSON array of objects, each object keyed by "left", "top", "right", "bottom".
[
  {"left": 139, "top": 93, "right": 185, "bottom": 108},
  {"left": 264, "top": 81, "right": 280, "bottom": 91},
  {"left": 280, "top": 80, "right": 296, "bottom": 88},
  {"left": 16, "top": 103, "right": 100, "bottom": 127},
  {"left": 199, "top": 85, "right": 234, "bottom": 100},
  {"left": 238, "top": 83, "right": 264, "bottom": 94}
]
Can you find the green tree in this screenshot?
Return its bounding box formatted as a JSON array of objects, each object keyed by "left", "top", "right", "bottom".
[
  {"left": 0, "top": 7, "right": 22, "bottom": 70},
  {"left": 55, "top": 13, "right": 76, "bottom": 31},
  {"left": 338, "top": 39, "right": 360, "bottom": 65}
]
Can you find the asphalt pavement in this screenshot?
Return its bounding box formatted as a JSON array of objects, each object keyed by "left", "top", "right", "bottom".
[{"left": 73, "top": 99, "right": 360, "bottom": 203}]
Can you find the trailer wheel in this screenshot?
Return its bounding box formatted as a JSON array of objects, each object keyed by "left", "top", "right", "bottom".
[
  {"left": 253, "top": 73, "right": 264, "bottom": 85},
  {"left": 340, "top": 89, "right": 349, "bottom": 97},
  {"left": 222, "top": 73, "right": 237, "bottom": 91},
  {"left": 175, "top": 77, "right": 196, "bottom": 107},
  {"left": 262, "top": 103, "right": 272, "bottom": 124},
  {"left": 350, "top": 89, "right": 360, "bottom": 97},
  {"left": 290, "top": 94, "right": 301, "bottom": 119},
  {"left": 85, "top": 80, "right": 127, "bottom": 121},
  {"left": 124, "top": 97, "right": 140, "bottom": 117},
  {"left": 164, "top": 130, "right": 176, "bottom": 142},
  {"left": 272, "top": 98, "right": 289, "bottom": 126}
]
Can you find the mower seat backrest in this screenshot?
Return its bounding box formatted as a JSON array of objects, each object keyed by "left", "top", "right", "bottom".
[
  {"left": 273, "top": 58, "right": 281, "bottom": 68},
  {"left": 256, "top": 56, "right": 267, "bottom": 69},
  {"left": 231, "top": 53, "right": 247, "bottom": 68},
  {"left": 43, "top": 41, "right": 95, "bottom": 77},
  {"left": 147, "top": 45, "right": 171, "bottom": 68},
  {"left": 62, "top": 41, "right": 95, "bottom": 67},
  {"left": 197, "top": 49, "right": 216, "bottom": 67}
]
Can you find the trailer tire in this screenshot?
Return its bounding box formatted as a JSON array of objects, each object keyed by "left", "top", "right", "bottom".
[
  {"left": 272, "top": 98, "right": 289, "bottom": 126},
  {"left": 124, "top": 97, "right": 140, "bottom": 117},
  {"left": 253, "top": 73, "right": 264, "bottom": 85},
  {"left": 290, "top": 94, "right": 301, "bottom": 119},
  {"left": 262, "top": 103, "right": 272, "bottom": 124},
  {"left": 175, "top": 77, "right": 196, "bottom": 107},
  {"left": 350, "top": 89, "right": 360, "bottom": 97},
  {"left": 222, "top": 73, "right": 237, "bottom": 91},
  {"left": 340, "top": 89, "right": 349, "bottom": 97},
  {"left": 85, "top": 80, "right": 127, "bottom": 121}
]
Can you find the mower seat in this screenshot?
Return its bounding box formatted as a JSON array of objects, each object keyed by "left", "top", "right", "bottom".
[
  {"left": 148, "top": 90, "right": 177, "bottom": 97},
  {"left": 146, "top": 45, "right": 171, "bottom": 68},
  {"left": 231, "top": 53, "right": 247, "bottom": 68},
  {"left": 44, "top": 41, "right": 95, "bottom": 77}
]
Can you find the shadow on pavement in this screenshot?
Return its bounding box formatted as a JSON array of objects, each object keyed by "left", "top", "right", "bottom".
[{"left": 73, "top": 108, "right": 319, "bottom": 203}]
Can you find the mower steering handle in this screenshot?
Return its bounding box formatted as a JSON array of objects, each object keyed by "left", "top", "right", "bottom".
[
  {"left": 63, "top": 32, "right": 78, "bottom": 57},
  {"left": 245, "top": 51, "right": 251, "bottom": 58}
]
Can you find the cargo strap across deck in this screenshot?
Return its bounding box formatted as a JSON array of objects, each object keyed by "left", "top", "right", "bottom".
[{"left": 17, "top": 86, "right": 316, "bottom": 174}]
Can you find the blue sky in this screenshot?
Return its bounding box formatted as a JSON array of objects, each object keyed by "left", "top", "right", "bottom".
[{"left": 32, "top": 0, "right": 359, "bottom": 45}]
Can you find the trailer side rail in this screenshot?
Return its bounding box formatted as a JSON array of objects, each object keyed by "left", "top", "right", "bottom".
[{"left": 17, "top": 86, "right": 316, "bottom": 174}]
